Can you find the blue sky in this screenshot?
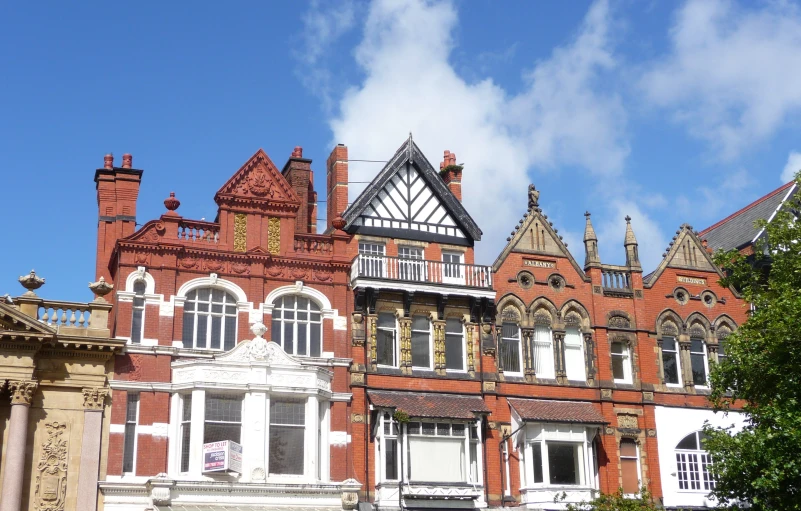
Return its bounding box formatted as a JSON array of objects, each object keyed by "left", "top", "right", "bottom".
[{"left": 2, "top": 0, "right": 801, "bottom": 301}]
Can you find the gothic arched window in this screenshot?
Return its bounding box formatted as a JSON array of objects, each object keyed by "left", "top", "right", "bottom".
[
  {"left": 131, "top": 280, "right": 146, "bottom": 344},
  {"left": 271, "top": 295, "right": 322, "bottom": 357},
  {"left": 182, "top": 288, "right": 238, "bottom": 351}
]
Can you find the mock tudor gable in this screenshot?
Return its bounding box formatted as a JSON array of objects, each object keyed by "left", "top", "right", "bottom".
[{"left": 342, "top": 135, "right": 482, "bottom": 246}]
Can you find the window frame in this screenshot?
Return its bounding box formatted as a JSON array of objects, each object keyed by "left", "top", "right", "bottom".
[
  {"left": 442, "top": 251, "right": 465, "bottom": 284},
  {"left": 270, "top": 295, "right": 323, "bottom": 357},
  {"left": 499, "top": 322, "right": 523, "bottom": 376},
  {"left": 523, "top": 425, "right": 597, "bottom": 489},
  {"left": 661, "top": 336, "right": 682, "bottom": 386},
  {"left": 203, "top": 393, "right": 244, "bottom": 445},
  {"left": 611, "top": 341, "right": 633, "bottom": 384},
  {"left": 181, "top": 288, "right": 239, "bottom": 351},
  {"left": 376, "top": 312, "right": 399, "bottom": 368},
  {"left": 410, "top": 314, "right": 433, "bottom": 370},
  {"left": 179, "top": 394, "right": 192, "bottom": 473},
  {"left": 268, "top": 397, "right": 307, "bottom": 476},
  {"left": 122, "top": 393, "right": 139, "bottom": 475},
  {"left": 675, "top": 431, "right": 715, "bottom": 492},
  {"left": 130, "top": 280, "right": 146, "bottom": 345},
  {"left": 619, "top": 438, "right": 641, "bottom": 495},
  {"left": 398, "top": 245, "right": 425, "bottom": 282},
  {"left": 359, "top": 242, "right": 386, "bottom": 278},
  {"left": 532, "top": 324, "right": 555, "bottom": 379},
  {"left": 563, "top": 326, "right": 586, "bottom": 382},
  {"left": 444, "top": 317, "right": 466, "bottom": 372},
  {"left": 689, "top": 338, "right": 709, "bottom": 388}
]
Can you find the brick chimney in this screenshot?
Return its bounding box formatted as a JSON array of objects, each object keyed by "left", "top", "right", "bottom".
[
  {"left": 94, "top": 153, "right": 143, "bottom": 286},
  {"left": 282, "top": 146, "right": 314, "bottom": 234},
  {"left": 440, "top": 150, "right": 462, "bottom": 202},
  {"left": 326, "top": 144, "right": 348, "bottom": 232}
]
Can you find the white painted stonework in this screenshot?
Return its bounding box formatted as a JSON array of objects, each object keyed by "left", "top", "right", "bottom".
[{"left": 654, "top": 406, "right": 745, "bottom": 509}]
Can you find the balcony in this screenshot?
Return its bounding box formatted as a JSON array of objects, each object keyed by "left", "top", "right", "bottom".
[
  {"left": 601, "top": 265, "right": 633, "bottom": 298},
  {"left": 350, "top": 254, "right": 494, "bottom": 297}
]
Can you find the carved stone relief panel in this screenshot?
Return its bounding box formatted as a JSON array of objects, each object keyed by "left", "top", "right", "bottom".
[{"left": 34, "top": 422, "right": 69, "bottom": 511}]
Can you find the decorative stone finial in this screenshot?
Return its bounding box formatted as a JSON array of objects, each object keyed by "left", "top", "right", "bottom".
[
  {"left": 332, "top": 215, "right": 346, "bottom": 231},
  {"left": 88, "top": 276, "right": 113, "bottom": 300},
  {"left": 103, "top": 154, "right": 114, "bottom": 169},
  {"left": 164, "top": 192, "right": 180, "bottom": 212},
  {"left": 122, "top": 153, "right": 132, "bottom": 169},
  {"left": 625, "top": 215, "right": 632, "bottom": 223},
  {"left": 251, "top": 322, "right": 268, "bottom": 338},
  {"left": 19, "top": 270, "right": 44, "bottom": 296},
  {"left": 291, "top": 146, "right": 303, "bottom": 158},
  {"left": 528, "top": 184, "right": 540, "bottom": 209}
]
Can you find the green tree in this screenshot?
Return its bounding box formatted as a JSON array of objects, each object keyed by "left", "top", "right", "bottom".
[
  {"left": 556, "top": 488, "right": 660, "bottom": 511},
  {"left": 706, "top": 175, "right": 801, "bottom": 510}
]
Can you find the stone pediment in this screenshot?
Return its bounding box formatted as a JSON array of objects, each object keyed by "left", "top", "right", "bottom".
[
  {"left": 0, "top": 302, "right": 55, "bottom": 337},
  {"left": 215, "top": 149, "right": 300, "bottom": 206},
  {"left": 217, "top": 323, "right": 300, "bottom": 367}
]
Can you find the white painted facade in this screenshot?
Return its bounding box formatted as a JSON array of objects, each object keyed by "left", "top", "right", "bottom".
[{"left": 654, "top": 406, "right": 745, "bottom": 509}]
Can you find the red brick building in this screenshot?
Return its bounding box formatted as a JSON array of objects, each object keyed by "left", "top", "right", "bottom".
[{"left": 92, "top": 138, "right": 748, "bottom": 511}]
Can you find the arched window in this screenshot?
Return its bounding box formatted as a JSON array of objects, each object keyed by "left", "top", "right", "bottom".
[
  {"left": 271, "top": 296, "right": 322, "bottom": 357},
  {"left": 182, "top": 288, "right": 238, "bottom": 350},
  {"left": 131, "top": 280, "right": 146, "bottom": 344},
  {"left": 675, "top": 431, "right": 714, "bottom": 491}
]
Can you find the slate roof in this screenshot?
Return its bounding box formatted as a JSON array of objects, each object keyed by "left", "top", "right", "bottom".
[
  {"left": 508, "top": 398, "right": 606, "bottom": 424},
  {"left": 700, "top": 182, "right": 797, "bottom": 252},
  {"left": 342, "top": 135, "right": 483, "bottom": 241},
  {"left": 367, "top": 391, "right": 490, "bottom": 419}
]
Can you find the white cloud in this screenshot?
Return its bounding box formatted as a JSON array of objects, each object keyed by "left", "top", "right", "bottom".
[
  {"left": 322, "top": 0, "right": 628, "bottom": 264},
  {"left": 781, "top": 151, "right": 801, "bottom": 182},
  {"left": 640, "top": 0, "right": 801, "bottom": 160}
]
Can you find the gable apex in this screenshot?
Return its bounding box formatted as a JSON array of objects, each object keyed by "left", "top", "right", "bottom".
[
  {"left": 342, "top": 136, "right": 482, "bottom": 244},
  {"left": 644, "top": 224, "right": 728, "bottom": 288},
  {"left": 214, "top": 149, "right": 301, "bottom": 206}
]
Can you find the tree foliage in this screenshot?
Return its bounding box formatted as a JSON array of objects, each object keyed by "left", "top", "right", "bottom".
[
  {"left": 556, "top": 488, "right": 660, "bottom": 511},
  {"left": 706, "top": 175, "right": 801, "bottom": 510}
]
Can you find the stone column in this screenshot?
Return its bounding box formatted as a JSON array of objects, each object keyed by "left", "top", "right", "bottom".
[
  {"left": 583, "top": 332, "right": 596, "bottom": 384},
  {"left": 0, "top": 380, "right": 38, "bottom": 511},
  {"left": 552, "top": 329, "right": 567, "bottom": 384},
  {"left": 76, "top": 388, "right": 110, "bottom": 511},
  {"left": 679, "top": 335, "right": 694, "bottom": 391},
  {"left": 521, "top": 328, "right": 535, "bottom": 382},
  {"left": 398, "top": 316, "right": 411, "bottom": 374},
  {"left": 465, "top": 321, "right": 476, "bottom": 374},
  {"left": 432, "top": 319, "right": 446, "bottom": 375}
]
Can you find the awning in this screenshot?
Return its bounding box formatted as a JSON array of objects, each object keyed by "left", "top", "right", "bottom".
[
  {"left": 508, "top": 398, "right": 606, "bottom": 424},
  {"left": 368, "top": 391, "right": 490, "bottom": 419}
]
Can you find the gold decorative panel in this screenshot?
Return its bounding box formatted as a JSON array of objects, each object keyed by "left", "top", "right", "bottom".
[
  {"left": 268, "top": 217, "right": 281, "bottom": 254},
  {"left": 234, "top": 214, "right": 247, "bottom": 252}
]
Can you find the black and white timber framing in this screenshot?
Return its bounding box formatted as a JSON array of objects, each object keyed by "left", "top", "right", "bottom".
[{"left": 342, "top": 135, "right": 482, "bottom": 246}]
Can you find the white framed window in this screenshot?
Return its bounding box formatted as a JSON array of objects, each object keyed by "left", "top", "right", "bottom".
[
  {"left": 620, "top": 438, "right": 641, "bottom": 494},
  {"left": 611, "top": 341, "right": 633, "bottom": 383},
  {"left": 411, "top": 315, "right": 431, "bottom": 369},
  {"left": 376, "top": 313, "right": 398, "bottom": 367},
  {"left": 444, "top": 318, "right": 465, "bottom": 371},
  {"left": 662, "top": 336, "right": 682, "bottom": 385},
  {"left": 377, "top": 415, "right": 482, "bottom": 485},
  {"left": 564, "top": 327, "right": 586, "bottom": 381},
  {"left": 398, "top": 246, "right": 425, "bottom": 281},
  {"left": 500, "top": 322, "right": 522, "bottom": 374},
  {"left": 182, "top": 288, "right": 238, "bottom": 351},
  {"left": 179, "top": 394, "right": 192, "bottom": 473},
  {"left": 522, "top": 423, "right": 598, "bottom": 490},
  {"left": 442, "top": 251, "right": 464, "bottom": 284},
  {"left": 533, "top": 325, "right": 555, "bottom": 379},
  {"left": 130, "top": 280, "right": 146, "bottom": 344},
  {"left": 269, "top": 399, "right": 306, "bottom": 475},
  {"left": 675, "top": 431, "right": 715, "bottom": 492},
  {"left": 122, "top": 393, "right": 139, "bottom": 474},
  {"left": 204, "top": 394, "right": 243, "bottom": 444},
  {"left": 359, "top": 242, "right": 386, "bottom": 278},
  {"left": 689, "top": 338, "right": 709, "bottom": 387},
  {"left": 270, "top": 295, "right": 322, "bottom": 357}
]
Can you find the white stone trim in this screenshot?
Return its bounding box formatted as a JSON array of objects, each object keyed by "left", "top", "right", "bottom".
[
  {"left": 352, "top": 278, "right": 496, "bottom": 300},
  {"left": 330, "top": 431, "right": 351, "bottom": 446},
  {"left": 125, "top": 266, "right": 156, "bottom": 294},
  {"left": 264, "top": 281, "right": 337, "bottom": 320},
  {"left": 176, "top": 274, "right": 249, "bottom": 303}
]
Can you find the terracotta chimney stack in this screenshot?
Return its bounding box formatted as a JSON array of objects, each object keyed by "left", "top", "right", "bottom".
[
  {"left": 104, "top": 154, "right": 114, "bottom": 169},
  {"left": 122, "top": 154, "right": 132, "bottom": 169},
  {"left": 440, "top": 150, "right": 462, "bottom": 202},
  {"left": 282, "top": 146, "right": 314, "bottom": 234},
  {"left": 326, "top": 144, "right": 349, "bottom": 233}
]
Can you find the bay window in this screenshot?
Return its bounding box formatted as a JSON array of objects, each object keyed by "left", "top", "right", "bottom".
[
  {"left": 204, "top": 394, "right": 242, "bottom": 444},
  {"left": 662, "top": 336, "right": 681, "bottom": 385},
  {"left": 611, "top": 341, "right": 633, "bottom": 383},
  {"left": 532, "top": 325, "right": 555, "bottom": 379},
  {"left": 271, "top": 295, "right": 323, "bottom": 357},
  {"left": 564, "top": 327, "right": 585, "bottom": 381},
  {"left": 521, "top": 424, "right": 598, "bottom": 491},
  {"left": 180, "top": 395, "right": 192, "bottom": 473},
  {"left": 269, "top": 399, "right": 306, "bottom": 475},
  {"left": 444, "top": 318, "right": 465, "bottom": 371},
  {"left": 411, "top": 315, "right": 431, "bottom": 368},
  {"left": 376, "top": 312, "right": 397, "bottom": 367}
]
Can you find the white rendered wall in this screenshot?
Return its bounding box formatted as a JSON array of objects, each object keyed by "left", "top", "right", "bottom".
[{"left": 654, "top": 406, "right": 745, "bottom": 509}]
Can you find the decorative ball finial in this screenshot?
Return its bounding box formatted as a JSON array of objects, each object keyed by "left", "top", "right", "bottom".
[
  {"left": 332, "top": 215, "right": 346, "bottom": 231},
  {"left": 250, "top": 322, "right": 268, "bottom": 338},
  {"left": 164, "top": 192, "right": 180, "bottom": 212},
  {"left": 19, "top": 270, "right": 45, "bottom": 296}
]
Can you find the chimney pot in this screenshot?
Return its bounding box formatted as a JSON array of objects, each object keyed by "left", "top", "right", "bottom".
[
  {"left": 122, "top": 154, "right": 133, "bottom": 169},
  {"left": 104, "top": 154, "right": 114, "bottom": 169},
  {"left": 292, "top": 146, "right": 303, "bottom": 158}
]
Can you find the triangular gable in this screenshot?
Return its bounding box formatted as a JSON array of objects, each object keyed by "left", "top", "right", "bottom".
[
  {"left": 644, "top": 224, "right": 727, "bottom": 288},
  {"left": 0, "top": 302, "right": 55, "bottom": 337},
  {"left": 215, "top": 149, "right": 301, "bottom": 206},
  {"left": 343, "top": 136, "right": 482, "bottom": 245},
  {"left": 492, "top": 206, "right": 587, "bottom": 280}
]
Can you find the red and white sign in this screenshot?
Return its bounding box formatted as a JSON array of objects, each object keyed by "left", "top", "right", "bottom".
[{"left": 202, "top": 440, "right": 243, "bottom": 473}]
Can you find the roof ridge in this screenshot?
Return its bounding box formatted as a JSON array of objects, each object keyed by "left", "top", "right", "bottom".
[{"left": 700, "top": 181, "right": 795, "bottom": 236}]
